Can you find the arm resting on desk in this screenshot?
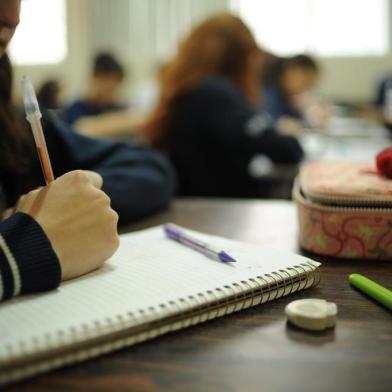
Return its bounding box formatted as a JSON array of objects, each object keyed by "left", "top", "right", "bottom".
[{"left": 74, "top": 110, "right": 147, "bottom": 138}]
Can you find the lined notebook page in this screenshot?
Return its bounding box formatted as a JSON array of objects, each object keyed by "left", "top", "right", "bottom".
[{"left": 0, "top": 226, "right": 317, "bottom": 360}]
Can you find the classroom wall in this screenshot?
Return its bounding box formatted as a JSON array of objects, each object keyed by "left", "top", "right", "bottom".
[
  {"left": 316, "top": 0, "right": 392, "bottom": 103},
  {"left": 317, "top": 55, "right": 392, "bottom": 103},
  {"left": 12, "top": 0, "right": 90, "bottom": 103},
  {"left": 11, "top": 0, "right": 392, "bottom": 104},
  {"left": 85, "top": 0, "right": 228, "bottom": 103},
  {"left": 12, "top": 0, "right": 228, "bottom": 103}
]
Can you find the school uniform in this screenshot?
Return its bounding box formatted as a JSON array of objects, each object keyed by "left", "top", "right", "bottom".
[
  {"left": 0, "top": 111, "right": 176, "bottom": 302},
  {"left": 162, "top": 77, "right": 303, "bottom": 197},
  {"left": 62, "top": 99, "right": 125, "bottom": 126},
  {"left": 262, "top": 84, "right": 302, "bottom": 121}
]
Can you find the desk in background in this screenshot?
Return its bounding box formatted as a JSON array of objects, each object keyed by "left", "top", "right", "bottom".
[
  {"left": 301, "top": 116, "right": 390, "bottom": 162},
  {"left": 10, "top": 199, "right": 392, "bottom": 392},
  {"left": 252, "top": 116, "right": 391, "bottom": 199}
]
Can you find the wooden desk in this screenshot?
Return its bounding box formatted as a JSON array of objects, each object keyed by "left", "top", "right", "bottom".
[{"left": 9, "top": 199, "right": 392, "bottom": 392}]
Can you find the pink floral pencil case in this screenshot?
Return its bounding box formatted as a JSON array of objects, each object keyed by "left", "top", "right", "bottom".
[{"left": 293, "top": 161, "right": 392, "bottom": 260}]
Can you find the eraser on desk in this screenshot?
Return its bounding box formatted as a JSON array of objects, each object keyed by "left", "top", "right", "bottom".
[{"left": 285, "top": 299, "right": 337, "bottom": 331}]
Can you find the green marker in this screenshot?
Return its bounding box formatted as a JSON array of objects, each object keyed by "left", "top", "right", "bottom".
[{"left": 349, "top": 274, "right": 392, "bottom": 311}]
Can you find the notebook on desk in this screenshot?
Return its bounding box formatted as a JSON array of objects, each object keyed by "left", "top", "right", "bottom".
[{"left": 0, "top": 225, "right": 320, "bottom": 385}]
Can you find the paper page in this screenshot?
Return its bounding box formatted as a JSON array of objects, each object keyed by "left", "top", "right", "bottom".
[{"left": 0, "top": 226, "right": 317, "bottom": 360}]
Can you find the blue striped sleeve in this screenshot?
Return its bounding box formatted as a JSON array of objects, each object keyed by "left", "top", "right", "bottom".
[{"left": 0, "top": 213, "right": 61, "bottom": 302}]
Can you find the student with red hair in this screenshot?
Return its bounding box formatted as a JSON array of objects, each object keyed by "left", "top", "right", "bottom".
[{"left": 143, "top": 14, "right": 303, "bottom": 197}]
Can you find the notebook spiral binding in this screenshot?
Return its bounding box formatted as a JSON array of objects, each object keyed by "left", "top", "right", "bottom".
[{"left": 0, "top": 261, "right": 320, "bottom": 386}]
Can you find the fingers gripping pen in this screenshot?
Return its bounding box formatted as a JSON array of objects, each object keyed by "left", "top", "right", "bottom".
[{"left": 21, "top": 76, "right": 55, "bottom": 184}]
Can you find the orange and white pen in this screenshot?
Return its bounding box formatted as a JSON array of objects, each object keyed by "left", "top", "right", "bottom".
[{"left": 21, "top": 76, "right": 54, "bottom": 184}]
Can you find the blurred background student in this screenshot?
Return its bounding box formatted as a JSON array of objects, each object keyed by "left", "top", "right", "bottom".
[
  {"left": 62, "top": 52, "right": 144, "bottom": 138},
  {"left": 142, "top": 14, "right": 303, "bottom": 198},
  {"left": 36, "top": 79, "right": 62, "bottom": 110},
  {"left": 262, "top": 54, "right": 326, "bottom": 135},
  {"left": 375, "top": 75, "right": 392, "bottom": 129}
]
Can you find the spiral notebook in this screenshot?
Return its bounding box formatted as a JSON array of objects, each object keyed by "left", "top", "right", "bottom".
[{"left": 0, "top": 225, "right": 320, "bottom": 385}]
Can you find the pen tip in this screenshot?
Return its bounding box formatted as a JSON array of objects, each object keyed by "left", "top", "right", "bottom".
[{"left": 219, "top": 251, "right": 237, "bottom": 263}]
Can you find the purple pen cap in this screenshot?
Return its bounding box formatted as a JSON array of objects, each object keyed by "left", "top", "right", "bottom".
[
  {"left": 218, "top": 251, "right": 237, "bottom": 263},
  {"left": 163, "top": 223, "right": 182, "bottom": 241}
]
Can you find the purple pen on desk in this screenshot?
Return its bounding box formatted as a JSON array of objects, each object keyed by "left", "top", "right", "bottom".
[{"left": 163, "top": 223, "right": 237, "bottom": 263}]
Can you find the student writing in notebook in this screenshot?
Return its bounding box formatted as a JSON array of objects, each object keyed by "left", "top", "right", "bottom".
[
  {"left": 142, "top": 14, "right": 303, "bottom": 198},
  {"left": 0, "top": 0, "right": 175, "bottom": 302}
]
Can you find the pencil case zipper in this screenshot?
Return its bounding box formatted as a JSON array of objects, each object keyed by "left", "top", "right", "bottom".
[{"left": 293, "top": 179, "right": 392, "bottom": 213}]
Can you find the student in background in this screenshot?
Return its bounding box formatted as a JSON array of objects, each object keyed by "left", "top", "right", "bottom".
[
  {"left": 142, "top": 14, "right": 303, "bottom": 198},
  {"left": 0, "top": 0, "right": 175, "bottom": 302},
  {"left": 375, "top": 75, "right": 392, "bottom": 127},
  {"left": 262, "top": 54, "right": 321, "bottom": 134},
  {"left": 375, "top": 76, "right": 392, "bottom": 108},
  {"left": 356, "top": 75, "right": 392, "bottom": 129},
  {"left": 63, "top": 53, "right": 144, "bottom": 138},
  {"left": 36, "top": 79, "right": 62, "bottom": 110}
]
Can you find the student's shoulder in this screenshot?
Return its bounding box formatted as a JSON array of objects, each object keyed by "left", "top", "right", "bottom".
[
  {"left": 61, "top": 100, "right": 92, "bottom": 124},
  {"left": 190, "top": 77, "right": 246, "bottom": 108},
  {"left": 195, "top": 77, "right": 239, "bottom": 96},
  {"left": 64, "top": 99, "right": 90, "bottom": 112}
]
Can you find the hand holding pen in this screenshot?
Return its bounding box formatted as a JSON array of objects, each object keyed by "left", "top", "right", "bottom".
[{"left": 15, "top": 76, "right": 120, "bottom": 280}]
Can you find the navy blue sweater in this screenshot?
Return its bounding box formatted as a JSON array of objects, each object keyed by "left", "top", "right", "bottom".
[
  {"left": 62, "top": 99, "right": 125, "bottom": 126},
  {"left": 0, "top": 112, "right": 175, "bottom": 301},
  {"left": 375, "top": 77, "right": 392, "bottom": 108},
  {"left": 263, "top": 84, "right": 303, "bottom": 121},
  {"left": 164, "top": 78, "right": 303, "bottom": 197}
]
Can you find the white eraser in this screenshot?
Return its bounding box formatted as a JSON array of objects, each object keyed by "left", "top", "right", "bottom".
[{"left": 285, "top": 299, "right": 337, "bottom": 331}]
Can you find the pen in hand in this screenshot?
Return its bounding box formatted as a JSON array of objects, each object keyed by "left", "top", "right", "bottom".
[{"left": 21, "top": 76, "right": 55, "bottom": 184}]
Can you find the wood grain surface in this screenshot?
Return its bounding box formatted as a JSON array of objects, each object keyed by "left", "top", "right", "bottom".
[{"left": 7, "top": 199, "right": 392, "bottom": 392}]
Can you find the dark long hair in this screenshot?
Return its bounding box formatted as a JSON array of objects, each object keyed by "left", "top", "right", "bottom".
[{"left": 0, "top": 54, "right": 31, "bottom": 175}]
